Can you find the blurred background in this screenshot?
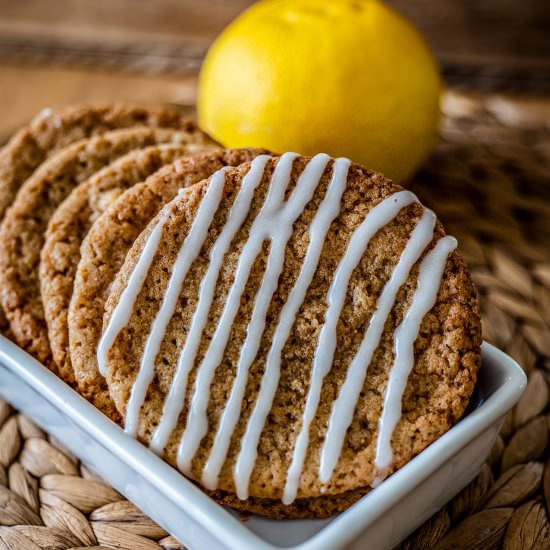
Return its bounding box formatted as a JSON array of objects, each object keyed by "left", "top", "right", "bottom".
[{"left": 1, "top": 0, "right": 549, "bottom": 137}]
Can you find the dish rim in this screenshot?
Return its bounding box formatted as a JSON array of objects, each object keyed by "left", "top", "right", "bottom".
[{"left": 0, "top": 337, "right": 526, "bottom": 550}]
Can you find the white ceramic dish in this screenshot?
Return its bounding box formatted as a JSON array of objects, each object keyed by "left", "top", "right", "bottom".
[{"left": 0, "top": 337, "right": 525, "bottom": 550}]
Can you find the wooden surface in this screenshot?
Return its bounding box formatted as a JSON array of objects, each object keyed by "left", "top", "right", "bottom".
[
  {"left": 1, "top": 0, "right": 550, "bottom": 138},
  {"left": 0, "top": 0, "right": 549, "bottom": 91},
  {"left": 0, "top": 64, "right": 198, "bottom": 142},
  {"left": 1, "top": 0, "right": 548, "bottom": 63}
]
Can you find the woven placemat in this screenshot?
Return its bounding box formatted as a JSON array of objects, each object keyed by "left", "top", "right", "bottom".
[{"left": 0, "top": 90, "right": 549, "bottom": 549}]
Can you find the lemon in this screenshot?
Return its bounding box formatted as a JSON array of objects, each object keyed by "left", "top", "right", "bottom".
[{"left": 198, "top": 0, "right": 441, "bottom": 182}]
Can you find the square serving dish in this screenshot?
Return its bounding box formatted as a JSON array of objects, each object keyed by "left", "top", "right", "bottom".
[{"left": 0, "top": 337, "right": 525, "bottom": 550}]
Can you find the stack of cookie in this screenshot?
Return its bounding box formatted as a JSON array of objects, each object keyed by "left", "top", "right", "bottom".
[{"left": 0, "top": 105, "right": 481, "bottom": 518}]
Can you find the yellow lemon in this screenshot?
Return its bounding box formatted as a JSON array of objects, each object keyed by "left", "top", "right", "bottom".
[{"left": 198, "top": 0, "right": 441, "bottom": 182}]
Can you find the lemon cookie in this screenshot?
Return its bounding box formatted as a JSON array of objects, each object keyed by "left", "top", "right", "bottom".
[
  {"left": 100, "top": 153, "right": 481, "bottom": 516},
  {"left": 69, "top": 148, "right": 268, "bottom": 419}
]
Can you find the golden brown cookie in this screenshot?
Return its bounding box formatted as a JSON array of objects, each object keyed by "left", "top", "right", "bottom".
[
  {"left": 0, "top": 104, "right": 211, "bottom": 227},
  {"left": 69, "top": 148, "right": 269, "bottom": 420},
  {"left": 0, "top": 104, "right": 214, "bottom": 334},
  {"left": 0, "top": 127, "right": 211, "bottom": 368},
  {"left": 100, "top": 153, "right": 481, "bottom": 517},
  {"left": 40, "top": 142, "right": 220, "bottom": 386}
]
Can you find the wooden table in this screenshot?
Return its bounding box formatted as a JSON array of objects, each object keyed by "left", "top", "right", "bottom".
[{"left": 0, "top": 63, "right": 197, "bottom": 142}]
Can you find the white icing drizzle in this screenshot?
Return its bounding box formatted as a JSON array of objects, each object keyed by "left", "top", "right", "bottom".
[
  {"left": 124, "top": 169, "right": 228, "bottom": 437},
  {"left": 105, "top": 149, "right": 459, "bottom": 505},
  {"left": 373, "top": 235, "right": 457, "bottom": 479},
  {"left": 202, "top": 157, "right": 351, "bottom": 495},
  {"left": 317, "top": 208, "right": 436, "bottom": 484},
  {"left": 96, "top": 188, "right": 184, "bottom": 378},
  {"left": 177, "top": 152, "right": 331, "bottom": 481},
  {"left": 150, "top": 155, "right": 271, "bottom": 454}
]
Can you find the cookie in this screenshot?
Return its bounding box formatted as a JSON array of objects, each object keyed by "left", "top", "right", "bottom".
[
  {"left": 0, "top": 127, "right": 211, "bottom": 368},
  {"left": 0, "top": 104, "right": 214, "bottom": 335},
  {"left": 40, "top": 142, "right": 220, "bottom": 386},
  {"left": 100, "top": 153, "right": 481, "bottom": 517},
  {"left": 0, "top": 104, "right": 212, "bottom": 227},
  {"left": 69, "top": 148, "right": 268, "bottom": 419}
]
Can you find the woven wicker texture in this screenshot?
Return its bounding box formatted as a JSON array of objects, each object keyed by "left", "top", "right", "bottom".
[{"left": 0, "top": 90, "right": 549, "bottom": 549}]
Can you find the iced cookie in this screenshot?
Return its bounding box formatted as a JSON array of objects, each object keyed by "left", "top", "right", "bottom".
[
  {"left": 0, "top": 127, "right": 211, "bottom": 367},
  {"left": 0, "top": 104, "right": 214, "bottom": 334},
  {"left": 40, "top": 142, "right": 220, "bottom": 384},
  {"left": 69, "top": 148, "right": 268, "bottom": 419},
  {"left": 99, "top": 153, "right": 481, "bottom": 517}
]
